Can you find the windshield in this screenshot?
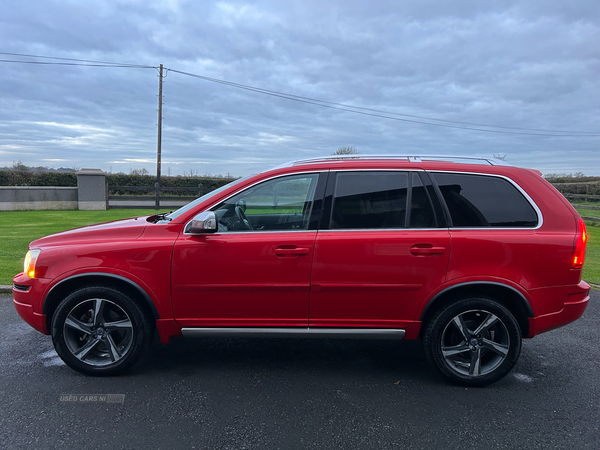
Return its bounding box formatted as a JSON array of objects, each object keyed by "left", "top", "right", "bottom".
[{"left": 160, "top": 175, "right": 253, "bottom": 222}]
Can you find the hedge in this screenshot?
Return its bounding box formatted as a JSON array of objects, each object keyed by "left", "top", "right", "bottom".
[
  {"left": 0, "top": 170, "right": 233, "bottom": 191},
  {"left": 0, "top": 171, "right": 77, "bottom": 187},
  {"left": 551, "top": 182, "right": 600, "bottom": 197}
]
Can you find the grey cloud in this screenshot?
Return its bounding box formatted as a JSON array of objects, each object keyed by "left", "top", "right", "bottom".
[{"left": 0, "top": 0, "right": 598, "bottom": 176}]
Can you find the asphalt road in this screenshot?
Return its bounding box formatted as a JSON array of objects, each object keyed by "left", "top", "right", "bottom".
[{"left": 1, "top": 291, "right": 599, "bottom": 449}]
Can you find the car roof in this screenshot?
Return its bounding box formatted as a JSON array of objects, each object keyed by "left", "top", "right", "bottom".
[
  {"left": 263, "top": 155, "right": 535, "bottom": 177},
  {"left": 270, "top": 155, "right": 511, "bottom": 170}
]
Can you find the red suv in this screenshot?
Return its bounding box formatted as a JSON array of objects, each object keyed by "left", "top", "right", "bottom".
[{"left": 12, "top": 156, "right": 590, "bottom": 385}]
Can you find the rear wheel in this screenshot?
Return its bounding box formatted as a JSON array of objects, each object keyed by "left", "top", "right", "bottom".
[
  {"left": 51, "top": 286, "right": 153, "bottom": 376},
  {"left": 424, "top": 298, "right": 521, "bottom": 386}
]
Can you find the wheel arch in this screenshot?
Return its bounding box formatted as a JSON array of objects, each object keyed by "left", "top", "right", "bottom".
[
  {"left": 419, "top": 282, "right": 533, "bottom": 338},
  {"left": 43, "top": 273, "right": 160, "bottom": 332}
]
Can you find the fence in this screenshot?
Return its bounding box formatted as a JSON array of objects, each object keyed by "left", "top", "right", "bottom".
[
  {"left": 563, "top": 193, "right": 600, "bottom": 222},
  {"left": 562, "top": 193, "right": 600, "bottom": 203},
  {"left": 108, "top": 183, "right": 211, "bottom": 209},
  {"left": 3, "top": 172, "right": 600, "bottom": 217}
]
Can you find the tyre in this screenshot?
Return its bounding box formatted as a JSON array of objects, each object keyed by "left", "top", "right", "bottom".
[
  {"left": 51, "top": 286, "right": 153, "bottom": 376},
  {"left": 423, "top": 297, "right": 521, "bottom": 386}
]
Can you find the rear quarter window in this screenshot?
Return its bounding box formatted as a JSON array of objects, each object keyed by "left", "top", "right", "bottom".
[{"left": 431, "top": 172, "right": 538, "bottom": 227}]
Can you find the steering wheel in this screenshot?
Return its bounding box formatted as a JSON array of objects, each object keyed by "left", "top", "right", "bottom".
[{"left": 235, "top": 206, "right": 253, "bottom": 230}]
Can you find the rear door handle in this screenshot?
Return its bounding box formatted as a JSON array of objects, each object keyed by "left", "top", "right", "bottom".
[
  {"left": 275, "top": 246, "right": 310, "bottom": 257},
  {"left": 410, "top": 245, "right": 446, "bottom": 256}
]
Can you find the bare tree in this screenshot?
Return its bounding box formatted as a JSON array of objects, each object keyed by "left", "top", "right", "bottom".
[
  {"left": 130, "top": 168, "right": 149, "bottom": 176},
  {"left": 332, "top": 146, "right": 359, "bottom": 155},
  {"left": 183, "top": 168, "right": 199, "bottom": 177}
]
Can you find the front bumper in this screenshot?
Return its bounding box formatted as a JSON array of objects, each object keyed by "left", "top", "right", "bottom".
[
  {"left": 13, "top": 296, "right": 48, "bottom": 334},
  {"left": 12, "top": 272, "right": 50, "bottom": 335}
]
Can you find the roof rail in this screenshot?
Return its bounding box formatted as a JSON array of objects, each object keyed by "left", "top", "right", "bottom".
[{"left": 271, "top": 155, "right": 512, "bottom": 169}]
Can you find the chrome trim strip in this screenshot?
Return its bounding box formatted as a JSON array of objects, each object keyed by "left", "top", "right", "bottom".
[
  {"left": 323, "top": 168, "right": 424, "bottom": 174},
  {"left": 317, "top": 228, "right": 447, "bottom": 232},
  {"left": 181, "top": 327, "right": 406, "bottom": 339},
  {"left": 184, "top": 230, "right": 318, "bottom": 236}
]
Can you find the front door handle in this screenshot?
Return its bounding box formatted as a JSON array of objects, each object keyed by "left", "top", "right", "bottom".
[
  {"left": 275, "top": 246, "right": 310, "bottom": 257},
  {"left": 410, "top": 244, "right": 446, "bottom": 256}
]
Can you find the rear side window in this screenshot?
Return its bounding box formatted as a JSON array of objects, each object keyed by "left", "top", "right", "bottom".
[
  {"left": 331, "top": 172, "right": 407, "bottom": 229},
  {"left": 330, "top": 171, "right": 437, "bottom": 229},
  {"left": 410, "top": 173, "right": 436, "bottom": 228},
  {"left": 432, "top": 172, "right": 538, "bottom": 227}
]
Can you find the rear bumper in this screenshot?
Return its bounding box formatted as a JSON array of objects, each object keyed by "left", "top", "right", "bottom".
[{"left": 527, "top": 280, "right": 590, "bottom": 337}]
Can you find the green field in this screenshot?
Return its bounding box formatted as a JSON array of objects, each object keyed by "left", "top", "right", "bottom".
[
  {"left": 0, "top": 209, "right": 599, "bottom": 286},
  {"left": 0, "top": 209, "right": 166, "bottom": 285},
  {"left": 581, "top": 220, "right": 599, "bottom": 286},
  {"left": 576, "top": 207, "right": 600, "bottom": 219}
]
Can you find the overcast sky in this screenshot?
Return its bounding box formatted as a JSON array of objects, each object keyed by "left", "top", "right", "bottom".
[{"left": 1, "top": 0, "right": 599, "bottom": 177}]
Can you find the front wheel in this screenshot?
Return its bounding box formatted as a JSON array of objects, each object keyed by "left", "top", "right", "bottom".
[
  {"left": 423, "top": 298, "right": 522, "bottom": 386},
  {"left": 51, "top": 286, "right": 153, "bottom": 376}
]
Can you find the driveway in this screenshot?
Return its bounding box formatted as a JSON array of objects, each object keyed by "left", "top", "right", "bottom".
[{"left": 1, "top": 290, "right": 599, "bottom": 449}]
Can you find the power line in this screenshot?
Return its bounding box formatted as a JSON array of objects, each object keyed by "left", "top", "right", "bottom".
[
  {"left": 167, "top": 69, "right": 600, "bottom": 137},
  {"left": 0, "top": 51, "right": 154, "bottom": 68},
  {"left": 0, "top": 59, "right": 153, "bottom": 68},
  {"left": 168, "top": 69, "right": 600, "bottom": 135},
  {"left": 0, "top": 52, "right": 598, "bottom": 136}
]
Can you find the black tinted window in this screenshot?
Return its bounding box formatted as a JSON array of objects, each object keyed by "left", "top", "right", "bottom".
[
  {"left": 432, "top": 173, "right": 538, "bottom": 227},
  {"left": 410, "top": 173, "right": 436, "bottom": 228},
  {"left": 331, "top": 172, "right": 408, "bottom": 229}
]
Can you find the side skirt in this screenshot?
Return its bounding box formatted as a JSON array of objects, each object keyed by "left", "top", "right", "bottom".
[{"left": 181, "top": 327, "right": 405, "bottom": 339}]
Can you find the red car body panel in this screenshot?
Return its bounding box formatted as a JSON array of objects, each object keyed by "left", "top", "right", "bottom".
[
  {"left": 12, "top": 159, "right": 590, "bottom": 347},
  {"left": 309, "top": 229, "right": 450, "bottom": 328},
  {"left": 172, "top": 231, "right": 317, "bottom": 327}
]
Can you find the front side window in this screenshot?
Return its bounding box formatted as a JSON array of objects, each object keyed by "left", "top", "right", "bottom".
[
  {"left": 212, "top": 174, "right": 319, "bottom": 232},
  {"left": 432, "top": 172, "right": 538, "bottom": 227}
]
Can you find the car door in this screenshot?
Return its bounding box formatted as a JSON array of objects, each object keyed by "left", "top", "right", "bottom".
[
  {"left": 309, "top": 171, "right": 450, "bottom": 329},
  {"left": 171, "top": 173, "right": 322, "bottom": 327}
]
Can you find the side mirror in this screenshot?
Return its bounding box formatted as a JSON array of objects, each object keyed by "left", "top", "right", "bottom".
[{"left": 185, "top": 211, "right": 218, "bottom": 234}]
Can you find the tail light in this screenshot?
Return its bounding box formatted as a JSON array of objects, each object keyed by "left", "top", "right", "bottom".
[{"left": 572, "top": 217, "right": 587, "bottom": 269}]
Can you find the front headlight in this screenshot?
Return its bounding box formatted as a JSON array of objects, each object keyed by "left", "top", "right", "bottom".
[{"left": 24, "top": 249, "right": 41, "bottom": 278}]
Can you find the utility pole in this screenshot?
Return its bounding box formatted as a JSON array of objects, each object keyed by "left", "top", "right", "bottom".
[{"left": 155, "top": 63, "right": 163, "bottom": 210}]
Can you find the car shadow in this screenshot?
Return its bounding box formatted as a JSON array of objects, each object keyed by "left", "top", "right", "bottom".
[{"left": 138, "top": 335, "right": 437, "bottom": 384}]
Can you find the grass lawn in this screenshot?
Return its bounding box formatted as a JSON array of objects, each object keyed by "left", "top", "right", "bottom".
[
  {"left": 582, "top": 221, "right": 600, "bottom": 286},
  {"left": 575, "top": 206, "right": 600, "bottom": 285},
  {"left": 1, "top": 209, "right": 599, "bottom": 287},
  {"left": 576, "top": 208, "right": 600, "bottom": 219},
  {"left": 0, "top": 209, "right": 166, "bottom": 285}
]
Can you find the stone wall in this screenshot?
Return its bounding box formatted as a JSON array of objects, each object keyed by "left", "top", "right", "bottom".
[
  {"left": 0, "top": 186, "right": 78, "bottom": 210},
  {"left": 0, "top": 169, "right": 107, "bottom": 211}
]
